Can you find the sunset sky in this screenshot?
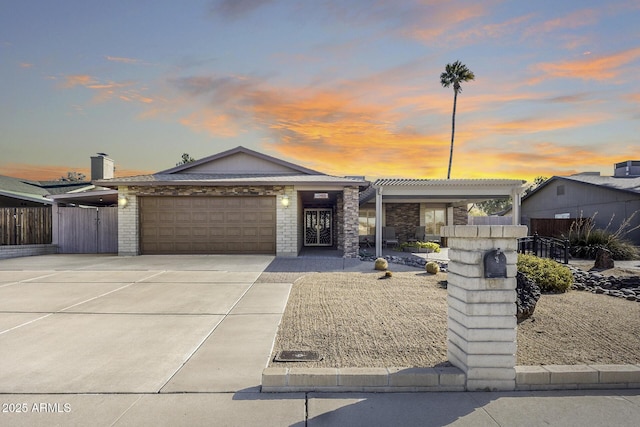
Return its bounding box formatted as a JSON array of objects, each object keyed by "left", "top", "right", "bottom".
[{"left": 2, "top": 0, "right": 639, "bottom": 183}]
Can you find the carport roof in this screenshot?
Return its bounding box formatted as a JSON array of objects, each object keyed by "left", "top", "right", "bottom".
[{"left": 369, "top": 178, "right": 526, "bottom": 203}]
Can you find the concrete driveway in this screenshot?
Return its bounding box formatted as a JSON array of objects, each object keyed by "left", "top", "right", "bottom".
[{"left": 0, "top": 254, "right": 290, "bottom": 394}]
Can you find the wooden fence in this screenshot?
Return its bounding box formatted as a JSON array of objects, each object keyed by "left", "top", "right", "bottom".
[
  {"left": 56, "top": 207, "right": 118, "bottom": 253},
  {"left": 0, "top": 207, "right": 52, "bottom": 245},
  {"left": 529, "top": 218, "right": 591, "bottom": 238}
]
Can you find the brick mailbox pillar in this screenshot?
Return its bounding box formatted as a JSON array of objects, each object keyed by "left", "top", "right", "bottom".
[{"left": 440, "top": 225, "right": 528, "bottom": 391}]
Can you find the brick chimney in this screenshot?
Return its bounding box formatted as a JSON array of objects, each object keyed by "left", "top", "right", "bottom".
[{"left": 91, "top": 153, "right": 115, "bottom": 180}]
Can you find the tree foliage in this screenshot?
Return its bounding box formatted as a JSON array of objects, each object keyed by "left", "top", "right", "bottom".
[
  {"left": 475, "top": 176, "right": 548, "bottom": 215},
  {"left": 58, "top": 171, "right": 86, "bottom": 182},
  {"left": 176, "top": 153, "right": 196, "bottom": 166}
]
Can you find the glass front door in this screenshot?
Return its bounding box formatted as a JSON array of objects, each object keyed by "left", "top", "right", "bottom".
[{"left": 304, "top": 209, "right": 333, "bottom": 246}]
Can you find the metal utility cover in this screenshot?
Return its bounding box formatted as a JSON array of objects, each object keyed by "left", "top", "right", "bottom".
[{"left": 274, "top": 350, "right": 321, "bottom": 362}]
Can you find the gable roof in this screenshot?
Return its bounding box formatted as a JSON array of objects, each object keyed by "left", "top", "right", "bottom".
[
  {"left": 97, "top": 146, "right": 367, "bottom": 187},
  {"left": 524, "top": 174, "right": 640, "bottom": 201},
  {"left": 158, "top": 146, "right": 323, "bottom": 176}
]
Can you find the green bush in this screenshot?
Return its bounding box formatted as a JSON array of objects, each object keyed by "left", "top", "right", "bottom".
[
  {"left": 517, "top": 254, "right": 573, "bottom": 293},
  {"left": 399, "top": 241, "right": 441, "bottom": 252}
]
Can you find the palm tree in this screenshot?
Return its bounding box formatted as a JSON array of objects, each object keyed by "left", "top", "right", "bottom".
[{"left": 440, "top": 61, "right": 475, "bottom": 179}]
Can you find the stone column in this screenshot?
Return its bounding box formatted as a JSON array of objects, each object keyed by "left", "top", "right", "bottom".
[
  {"left": 441, "top": 225, "right": 528, "bottom": 391},
  {"left": 342, "top": 186, "right": 360, "bottom": 258}
]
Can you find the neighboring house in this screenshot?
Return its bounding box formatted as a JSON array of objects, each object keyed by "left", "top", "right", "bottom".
[
  {"left": 520, "top": 160, "right": 640, "bottom": 245},
  {"left": 0, "top": 175, "right": 91, "bottom": 207},
  {"left": 0, "top": 154, "right": 119, "bottom": 257},
  {"left": 97, "top": 146, "right": 526, "bottom": 258}
]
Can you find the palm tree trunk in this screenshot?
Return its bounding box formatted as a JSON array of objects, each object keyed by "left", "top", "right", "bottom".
[{"left": 447, "top": 89, "right": 458, "bottom": 179}]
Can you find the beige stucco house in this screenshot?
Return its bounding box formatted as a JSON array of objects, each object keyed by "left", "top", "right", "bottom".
[{"left": 96, "top": 146, "right": 526, "bottom": 258}]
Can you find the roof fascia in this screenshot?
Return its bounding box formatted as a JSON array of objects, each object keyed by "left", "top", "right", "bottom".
[{"left": 0, "top": 190, "right": 52, "bottom": 205}]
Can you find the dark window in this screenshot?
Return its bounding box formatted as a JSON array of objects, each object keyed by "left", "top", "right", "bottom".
[{"left": 557, "top": 185, "right": 565, "bottom": 196}]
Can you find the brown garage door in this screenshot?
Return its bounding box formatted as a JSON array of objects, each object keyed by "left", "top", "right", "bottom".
[{"left": 140, "top": 196, "right": 276, "bottom": 254}]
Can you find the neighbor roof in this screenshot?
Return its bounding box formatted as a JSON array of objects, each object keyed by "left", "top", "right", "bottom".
[
  {"left": 0, "top": 174, "right": 93, "bottom": 205},
  {"left": 524, "top": 175, "right": 640, "bottom": 200}
]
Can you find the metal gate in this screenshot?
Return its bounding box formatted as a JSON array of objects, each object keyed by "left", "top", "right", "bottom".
[
  {"left": 57, "top": 207, "right": 117, "bottom": 253},
  {"left": 304, "top": 209, "right": 332, "bottom": 246}
]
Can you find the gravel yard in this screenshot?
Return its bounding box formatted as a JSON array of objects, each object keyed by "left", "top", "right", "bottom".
[{"left": 269, "top": 269, "right": 640, "bottom": 368}]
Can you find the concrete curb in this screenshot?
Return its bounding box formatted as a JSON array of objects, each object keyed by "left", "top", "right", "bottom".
[
  {"left": 262, "top": 367, "right": 466, "bottom": 392},
  {"left": 262, "top": 364, "right": 640, "bottom": 392}
]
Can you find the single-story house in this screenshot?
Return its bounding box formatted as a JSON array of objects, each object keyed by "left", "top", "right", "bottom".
[
  {"left": 520, "top": 160, "right": 640, "bottom": 245},
  {"left": 96, "top": 146, "right": 526, "bottom": 258}
]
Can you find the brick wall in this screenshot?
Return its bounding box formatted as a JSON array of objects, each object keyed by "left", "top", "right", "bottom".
[
  {"left": 385, "top": 203, "right": 420, "bottom": 243},
  {"left": 128, "top": 185, "right": 284, "bottom": 197},
  {"left": 0, "top": 244, "right": 58, "bottom": 260},
  {"left": 453, "top": 205, "right": 468, "bottom": 225},
  {"left": 117, "top": 187, "right": 139, "bottom": 256}
]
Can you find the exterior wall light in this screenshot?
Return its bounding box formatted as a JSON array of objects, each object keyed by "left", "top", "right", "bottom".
[
  {"left": 118, "top": 196, "right": 128, "bottom": 208},
  {"left": 281, "top": 195, "right": 290, "bottom": 208}
]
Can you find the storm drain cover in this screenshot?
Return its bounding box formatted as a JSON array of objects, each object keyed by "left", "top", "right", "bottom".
[{"left": 274, "top": 350, "right": 321, "bottom": 362}]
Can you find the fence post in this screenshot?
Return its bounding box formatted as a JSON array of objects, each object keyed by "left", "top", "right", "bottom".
[
  {"left": 532, "top": 232, "right": 538, "bottom": 257},
  {"left": 564, "top": 239, "right": 570, "bottom": 264}
]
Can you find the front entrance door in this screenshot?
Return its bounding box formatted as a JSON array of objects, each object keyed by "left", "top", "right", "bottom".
[{"left": 304, "top": 209, "right": 332, "bottom": 246}]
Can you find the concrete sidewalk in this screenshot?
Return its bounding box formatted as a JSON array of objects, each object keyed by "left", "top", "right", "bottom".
[{"left": 1, "top": 389, "right": 639, "bottom": 426}]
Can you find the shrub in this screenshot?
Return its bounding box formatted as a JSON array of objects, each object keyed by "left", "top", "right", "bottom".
[
  {"left": 384, "top": 270, "right": 393, "bottom": 278},
  {"left": 517, "top": 254, "right": 573, "bottom": 293},
  {"left": 425, "top": 261, "right": 440, "bottom": 274},
  {"left": 374, "top": 258, "right": 388, "bottom": 271},
  {"left": 399, "top": 241, "right": 441, "bottom": 253},
  {"left": 566, "top": 211, "right": 640, "bottom": 260}
]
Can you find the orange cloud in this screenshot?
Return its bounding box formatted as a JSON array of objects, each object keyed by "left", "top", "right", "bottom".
[
  {"left": 405, "top": 3, "right": 488, "bottom": 44},
  {"left": 59, "top": 74, "right": 155, "bottom": 107},
  {"left": 627, "top": 93, "right": 640, "bottom": 103},
  {"left": 179, "top": 111, "right": 239, "bottom": 137},
  {"left": 483, "top": 113, "right": 609, "bottom": 135},
  {"left": 456, "top": 142, "right": 635, "bottom": 181},
  {"left": 60, "top": 74, "right": 97, "bottom": 89},
  {"left": 455, "top": 14, "right": 534, "bottom": 44},
  {"left": 530, "top": 47, "right": 640, "bottom": 83},
  {"left": 0, "top": 163, "right": 153, "bottom": 181},
  {"left": 527, "top": 8, "right": 598, "bottom": 35}
]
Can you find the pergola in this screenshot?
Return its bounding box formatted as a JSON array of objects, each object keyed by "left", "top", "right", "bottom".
[{"left": 372, "top": 178, "right": 526, "bottom": 257}]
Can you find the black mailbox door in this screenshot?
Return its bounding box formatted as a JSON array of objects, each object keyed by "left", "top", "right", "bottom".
[{"left": 484, "top": 249, "right": 507, "bottom": 278}]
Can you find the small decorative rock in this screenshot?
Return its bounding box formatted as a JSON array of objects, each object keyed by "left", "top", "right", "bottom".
[{"left": 374, "top": 257, "right": 389, "bottom": 271}]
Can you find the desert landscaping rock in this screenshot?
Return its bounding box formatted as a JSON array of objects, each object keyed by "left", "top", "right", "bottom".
[
  {"left": 569, "top": 265, "right": 640, "bottom": 302},
  {"left": 516, "top": 272, "right": 541, "bottom": 323},
  {"left": 271, "top": 269, "right": 640, "bottom": 368}
]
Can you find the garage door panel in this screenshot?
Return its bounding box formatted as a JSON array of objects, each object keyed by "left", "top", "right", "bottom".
[{"left": 140, "top": 196, "right": 276, "bottom": 254}]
